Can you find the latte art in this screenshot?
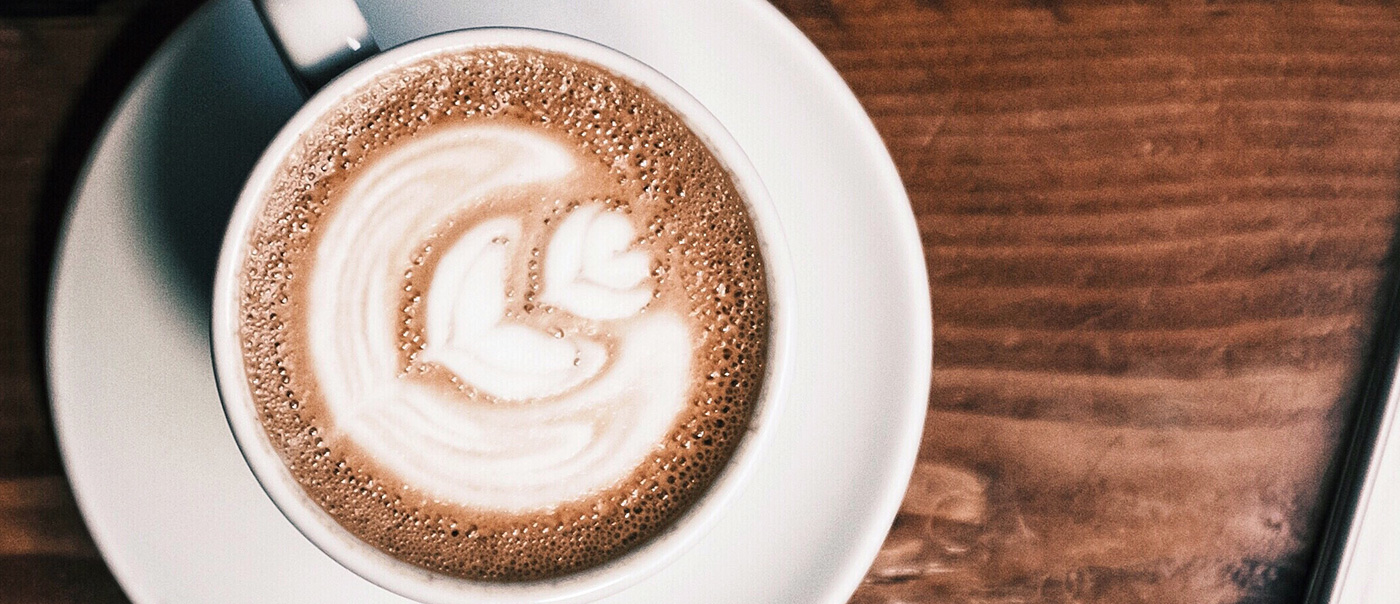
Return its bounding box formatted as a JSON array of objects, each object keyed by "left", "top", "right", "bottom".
[
  {"left": 421, "top": 215, "right": 608, "bottom": 401},
  {"left": 540, "top": 203, "right": 658, "bottom": 320},
  {"left": 237, "top": 47, "right": 770, "bottom": 581},
  {"left": 310, "top": 126, "right": 691, "bottom": 512}
]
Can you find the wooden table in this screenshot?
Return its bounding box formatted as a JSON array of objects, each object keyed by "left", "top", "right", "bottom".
[{"left": 3, "top": 0, "right": 1394, "bottom": 602}]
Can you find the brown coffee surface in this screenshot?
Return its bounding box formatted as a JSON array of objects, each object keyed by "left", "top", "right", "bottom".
[{"left": 235, "top": 47, "right": 769, "bottom": 580}]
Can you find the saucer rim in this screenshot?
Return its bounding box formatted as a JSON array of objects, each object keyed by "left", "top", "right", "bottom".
[{"left": 45, "top": 0, "right": 932, "bottom": 602}]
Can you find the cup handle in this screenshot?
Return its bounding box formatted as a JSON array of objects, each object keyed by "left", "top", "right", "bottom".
[{"left": 254, "top": 0, "right": 380, "bottom": 95}]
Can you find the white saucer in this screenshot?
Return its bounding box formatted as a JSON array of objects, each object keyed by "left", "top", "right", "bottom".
[{"left": 46, "top": 1, "right": 932, "bottom": 602}]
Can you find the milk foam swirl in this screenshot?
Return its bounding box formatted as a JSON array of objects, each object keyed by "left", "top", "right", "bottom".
[
  {"left": 308, "top": 125, "right": 690, "bottom": 512},
  {"left": 541, "top": 204, "right": 656, "bottom": 320}
]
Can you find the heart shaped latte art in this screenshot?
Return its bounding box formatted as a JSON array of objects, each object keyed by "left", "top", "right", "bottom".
[
  {"left": 307, "top": 125, "right": 691, "bottom": 512},
  {"left": 541, "top": 203, "right": 655, "bottom": 321},
  {"left": 418, "top": 215, "right": 609, "bottom": 401}
]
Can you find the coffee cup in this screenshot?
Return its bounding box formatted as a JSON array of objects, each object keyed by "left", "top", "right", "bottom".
[{"left": 210, "top": 1, "right": 794, "bottom": 602}]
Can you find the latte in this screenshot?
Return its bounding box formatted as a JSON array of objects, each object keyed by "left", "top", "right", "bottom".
[{"left": 234, "top": 47, "right": 770, "bottom": 580}]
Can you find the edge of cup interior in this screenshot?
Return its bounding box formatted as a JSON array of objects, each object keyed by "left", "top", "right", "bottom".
[{"left": 211, "top": 26, "right": 796, "bottom": 604}]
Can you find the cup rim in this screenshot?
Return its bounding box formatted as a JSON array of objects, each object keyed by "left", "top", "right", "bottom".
[{"left": 211, "top": 26, "right": 795, "bottom": 604}]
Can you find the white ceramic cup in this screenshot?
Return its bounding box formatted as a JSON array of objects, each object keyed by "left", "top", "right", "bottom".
[{"left": 210, "top": 2, "right": 794, "bottom": 603}]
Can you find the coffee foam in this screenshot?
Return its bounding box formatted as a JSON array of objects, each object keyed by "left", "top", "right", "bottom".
[
  {"left": 311, "top": 124, "right": 692, "bottom": 512},
  {"left": 237, "top": 47, "right": 768, "bottom": 580}
]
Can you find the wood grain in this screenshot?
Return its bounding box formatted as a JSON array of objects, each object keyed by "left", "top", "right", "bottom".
[
  {"left": 766, "top": 1, "right": 1400, "bottom": 602},
  {"left": 0, "top": 478, "right": 98, "bottom": 558},
  {"left": 3, "top": 0, "right": 1399, "bottom": 602}
]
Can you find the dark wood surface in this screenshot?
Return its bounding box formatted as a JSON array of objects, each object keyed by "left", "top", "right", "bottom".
[{"left": 3, "top": 0, "right": 1396, "bottom": 602}]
